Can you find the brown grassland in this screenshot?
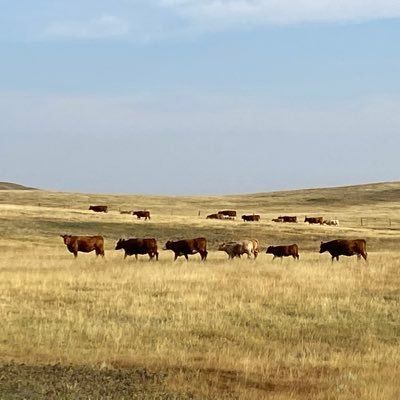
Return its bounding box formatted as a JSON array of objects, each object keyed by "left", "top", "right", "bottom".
[{"left": 0, "top": 182, "right": 399, "bottom": 399}]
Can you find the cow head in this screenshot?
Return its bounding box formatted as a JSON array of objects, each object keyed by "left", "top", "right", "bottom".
[
  {"left": 266, "top": 246, "right": 273, "bottom": 254},
  {"left": 164, "top": 240, "right": 172, "bottom": 250},
  {"left": 217, "top": 243, "right": 226, "bottom": 251},
  {"left": 60, "top": 234, "right": 72, "bottom": 245},
  {"left": 115, "top": 239, "right": 125, "bottom": 250},
  {"left": 319, "top": 242, "right": 327, "bottom": 253}
]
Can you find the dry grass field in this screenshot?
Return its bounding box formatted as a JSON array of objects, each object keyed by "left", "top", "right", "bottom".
[{"left": 0, "top": 182, "right": 399, "bottom": 399}]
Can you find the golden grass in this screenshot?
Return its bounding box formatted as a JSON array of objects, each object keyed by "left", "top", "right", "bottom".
[{"left": 0, "top": 183, "right": 400, "bottom": 399}]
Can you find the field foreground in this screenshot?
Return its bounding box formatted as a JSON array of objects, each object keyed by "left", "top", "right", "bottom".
[{"left": 0, "top": 183, "right": 400, "bottom": 399}]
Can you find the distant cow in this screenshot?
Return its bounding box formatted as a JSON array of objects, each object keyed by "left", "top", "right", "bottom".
[
  {"left": 115, "top": 238, "right": 158, "bottom": 261},
  {"left": 242, "top": 214, "right": 260, "bottom": 222},
  {"left": 60, "top": 235, "right": 105, "bottom": 258},
  {"left": 133, "top": 210, "right": 151, "bottom": 220},
  {"left": 89, "top": 205, "right": 108, "bottom": 213},
  {"left": 323, "top": 219, "right": 340, "bottom": 226},
  {"left": 319, "top": 239, "right": 367, "bottom": 262},
  {"left": 218, "top": 210, "right": 237, "bottom": 219},
  {"left": 218, "top": 239, "right": 259, "bottom": 259},
  {"left": 164, "top": 238, "right": 208, "bottom": 261},
  {"left": 278, "top": 216, "right": 297, "bottom": 223},
  {"left": 206, "top": 213, "right": 223, "bottom": 220},
  {"left": 305, "top": 216, "right": 324, "bottom": 224},
  {"left": 266, "top": 244, "right": 299, "bottom": 260},
  {"left": 272, "top": 218, "right": 284, "bottom": 223},
  {"left": 119, "top": 210, "right": 132, "bottom": 215}
]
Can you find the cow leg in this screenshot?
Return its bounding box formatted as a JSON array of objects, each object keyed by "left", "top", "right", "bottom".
[
  {"left": 174, "top": 253, "right": 178, "bottom": 261},
  {"left": 272, "top": 256, "right": 276, "bottom": 261},
  {"left": 135, "top": 254, "right": 138, "bottom": 261},
  {"left": 184, "top": 254, "right": 189, "bottom": 261},
  {"left": 73, "top": 252, "right": 78, "bottom": 258},
  {"left": 155, "top": 251, "right": 159, "bottom": 261},
  {"left": 124, "top": 252, "right": 127, "bottom": 259},
  {"left": 253, "top": 251, "right": 258, "bottom": 259}
]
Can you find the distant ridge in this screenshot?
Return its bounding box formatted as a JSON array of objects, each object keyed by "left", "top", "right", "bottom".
[{"left": 0, "top": 182, "right": 37, "bottom": 190}]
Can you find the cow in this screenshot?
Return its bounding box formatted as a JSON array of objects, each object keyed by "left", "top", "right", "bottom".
[
  {"left": 89, "top": 205, "right": 108, "bottom": 213},
  {"left": 278, "top": 216, "right": 297, "bottom": 223},
  {"left": 115, "top": 238, "right": 158, "bottom": 261},
  {"left": 119, "top": 210, "right": 132, "bottom": 215},
  {"left": 242, "top": 214, "right": 260, "bottom": 222},
  {"left": 164, "top": 238, "right": 208, "bottom": 261},
  {"left": 60, "top": 235, "right": 105, "bottom": 258},
  {"left": 266, "top": 244, "right": 299, "bottom": 260},
  {"left": 305, "top": 216, "right": 324, "bottom": 224},
  {"left": 133, "top": 210, "right": 151, "bottom": 220},
  {"left": 206, "top": 213, "right": 223, "bottom": 220},
  {"left": 218, "top": 239, "right": 259, "bottom": 259},
  {"left": 272, "top": 218, "right": 284, "bottom": 223},
  {"left": 323, "top": 219, "right": 340, "bottom": 226},
  {"left": 218, "top": 210, "right": 237, "bottom": 219},
  {"left": 319, "top": 239, "right": 367, "bottom": 262}
]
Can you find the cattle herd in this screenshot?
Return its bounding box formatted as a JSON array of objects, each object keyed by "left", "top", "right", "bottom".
[{"left": 61, "top": 205, "right": 367, "bottom": 262}]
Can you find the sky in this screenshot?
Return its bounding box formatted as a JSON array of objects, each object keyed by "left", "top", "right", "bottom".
[{"left": 1, "top": 0, "right": 399, "bottom": 195}]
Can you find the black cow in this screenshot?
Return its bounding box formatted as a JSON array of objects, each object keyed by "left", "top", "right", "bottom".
[
  {"left": 319, "top": 239, "right": 367, "bottom": 262},
  {"left": 305, "top": 216, "right": 324, "bottom": 224},
  {"left": 115, "top": 238, "right": 158, "bottom": 260},
  {"left": 242, "top": 214, "right": 260, "bottom": 222},
  {"left": 89, "top": 205, "right": 108, "bottom": 213},
  {"left": 60, "top": 235, "right": 105, "bottom": 258},
  {"left": 277, "top": 216, "right": 297, "bottom": 223},
  {"left": 266, "top": 244, "right": 299, "bottom": 260},
  {"left": 164, "top": 238, "right": 208, "bottom": 261},
  {"left": 133, "top": 210, "right": 151, "bottom": 220}
]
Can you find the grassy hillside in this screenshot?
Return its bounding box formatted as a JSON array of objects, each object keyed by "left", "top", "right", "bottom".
[
  {"left": 0, "top": 182, "right": 399, "bottom": 399},
  {"left": 0, "top": 181, "right": 37, "bottom": 190}
]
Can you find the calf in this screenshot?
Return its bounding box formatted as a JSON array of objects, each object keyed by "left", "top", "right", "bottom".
[
  {"left": 89, "top": 205, "right": 108, "bottom": 213},
  {"left": 266, "top": 244, "right": 299, "bottom": 260}
]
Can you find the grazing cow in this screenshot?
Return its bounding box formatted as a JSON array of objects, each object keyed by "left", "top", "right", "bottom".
[
  {"left": 218, "top": 210, "right": 237, "bottom": 219},
  {"left": 115, "top": 238, "right": 158, "bottom": 260},
  {"left": 323, "top": 219, "right": 340, "bottom": 226},
  {"left": 60, "top": 235, "right": 105, "bottom": 258},
  {"left": 304, "top": 216, "right": 324, "bottom": 224},
  {"left": 119, "top": 210, "right": 132, "bottom": 215},
  {"left": 218, "top": 239, "right": 259, "bottom": 259},
  {"left": 277, "top": 216, "right": 297, "bottom": 223},
  {"left": 164, "top": 238, "right": 208, "bottom": 261},
  {"left": 242, "top": 214, "right": 261, "bottom": 222},
  {"left": 266, "top": 244, "right": 299, "bottom": 260},
  {"left": 89, "top": 205, "right": 108, "bottom": 213},
  {"left": 319, "top": 239, "right": 367, "bottom": 262},
  {"left": 133, "top": 210, "right": 151, "bottom": 220},
  {"left": 206, "top": 213, "right": 223, "bottom": 220}
]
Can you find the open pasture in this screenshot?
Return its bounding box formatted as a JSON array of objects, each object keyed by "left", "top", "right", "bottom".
[{"left": 0, "top": 182, "right": 400, "bottom": 399}]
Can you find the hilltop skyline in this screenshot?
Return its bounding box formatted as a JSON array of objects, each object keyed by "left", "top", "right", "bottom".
[{"left": 1, "top": 1, "right": 399, "bottom": 195}]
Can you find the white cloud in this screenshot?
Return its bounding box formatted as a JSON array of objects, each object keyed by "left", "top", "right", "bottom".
[
  {"left": 159, "top": 0, "right": 400, "bottom": 27},
  {"left": 44, "top": 15, "right": 130, "bottom": 39}
]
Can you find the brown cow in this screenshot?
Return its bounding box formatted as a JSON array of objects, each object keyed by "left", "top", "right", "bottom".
[
  {"left": 304, "top": 216, "right": 324, "bottom": 224},
  {"left": 266, "top": 244, "right": 299, "bottom": 260},
  {"left": 133, "top": 210, "right": 151, "bottom": 220},
  {"left": 278, "top": 216, "right": 297, "bottom": 223},
  {"left": 115, "top": 238, "right": 158, "bottom": 260},
  {"left": 89, "top": 205, "right": 108, "bottom": 213},
  {"left": 242, "top": 214, "right": 260, "bottom": 222},
  {"left": 206, "top": 213, "right": 223, "bottom": 219},
  {"left": 60, "top": 235, "right": 105, "bottom": 258},
  {"left": 319, "top": 239, "right": 367, "bottom": 262},
  {"left": 164, "top": 238, "right": 208, "bottom": 261}
]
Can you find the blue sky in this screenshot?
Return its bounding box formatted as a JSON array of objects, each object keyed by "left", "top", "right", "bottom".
[{"left": 1, "top": 1, "right": 399, "bottom": 194}]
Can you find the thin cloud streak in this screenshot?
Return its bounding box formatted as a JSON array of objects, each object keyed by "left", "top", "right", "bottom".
[{"left": 44, "top": 15, "right": 130, "bottom": 39}]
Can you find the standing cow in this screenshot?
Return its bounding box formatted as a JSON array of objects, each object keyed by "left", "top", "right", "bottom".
[
  {"left": 266, "top": 244, "right": 299, "bottom": 260},
  {"left": 60, "top": 235, "right": 105, "bottom": 258},
  {"left": 133, "top": 211, "right": 151, "bottom": 220},
  {"left": 304, "top": 216, "right": 324, "bottom": 224},
  {"left": 218, "top": 239, "right": 259, "bottom": 259},
  {"left": 89, "top": 205, "right": 108, "bottom": 213},
  {"left": 242, "top": 215, "right": 260, "bottom": 222},
  {"left": 115, "top": 238, "right": 158, "bottom": 260},
  {"left": 164, "top": 238, "right": 208, "bottom": 261},
  {"left": 319, "top": 239, "right": 367, "bottom": 262}
]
